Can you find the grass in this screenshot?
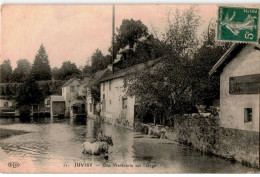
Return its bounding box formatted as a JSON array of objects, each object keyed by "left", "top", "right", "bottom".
[{"left": 0, "top": 128, "right": 30, "bottom": 140}]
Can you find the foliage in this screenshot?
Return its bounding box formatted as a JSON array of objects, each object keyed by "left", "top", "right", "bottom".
[
  {"left": 12, "top": 59, "right": 31, "bottom": 82},
  {"left": 125, "top": 7, "right": 201, "bottom": 125},
  {"left": 31, "top": 44, "right": 52, "bottom": 81},
  {"left": 191, "top": 26, "right": 231, "bottom": 105},
  {"left": 89, "top": 83, "right": 100, "bottom": 104},
  {"left": 90, "top": 49, "right": 111, "bottom": 74},
  {"left": 15, "top": 76, "right": 44, "bottom": 107},
  {"left": 52, "top": 61, "right": 80, "bottom": 80},
  {"left": 0, "top": 59, "right": 13, "bottom": 83},
  {"left": 82, "top": 65, "right": 92, "bottom": 76},
  {"left": 112, "top": 19, "right": 149, "bottom": 56},
  {"left": 110, "top": 19, "right": 165, "bottom": 69}
]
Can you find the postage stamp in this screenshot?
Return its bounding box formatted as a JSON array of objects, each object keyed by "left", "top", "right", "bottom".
[{"left": 217, "top": 6, "right": 259, "bottom": 43}]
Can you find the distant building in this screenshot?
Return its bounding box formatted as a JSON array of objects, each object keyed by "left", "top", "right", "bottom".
[
  {"left": 209, "top": 43, "right": 260, "bottom": 132},
  {"left": 61, "top": 78, "right": 81, "bottom": 116},
  {"left": 99, "top": 59, "right": 160, "bottom": 129},
  {"left": 45, "top": 95, "right": 65, "bottom": 117},
  {"left": 0, "top": 96, "right": 16, "bottom": 117},
  {"left": 0, "top": 98, "right": 15, "bottom": 109}
]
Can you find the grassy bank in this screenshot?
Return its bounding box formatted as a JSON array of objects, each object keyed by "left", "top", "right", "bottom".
[{"left": 0, "top": 128, "right": 30, "bottom": 140}]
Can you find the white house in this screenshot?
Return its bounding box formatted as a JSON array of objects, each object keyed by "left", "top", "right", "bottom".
[
  {"left": 61, "top": 78, "right": 81, "bottom": 116},
  {"left": 85, "top": 67, "right": 112, "bottom": 118},
  {"left": 209, "top": 43, "right": 260, "bottom": 132},
  {"left": 99, "top": 60, "right": 160, "bottom": 129}
]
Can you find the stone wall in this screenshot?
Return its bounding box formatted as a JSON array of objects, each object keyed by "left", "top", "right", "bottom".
[{"left": 134, "top": 114, "right": 259, "bottom": 168}]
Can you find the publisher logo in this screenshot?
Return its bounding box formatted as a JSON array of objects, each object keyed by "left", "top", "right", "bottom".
[{"left": 8, "top": 162, "right": 20, "bottom": 168}]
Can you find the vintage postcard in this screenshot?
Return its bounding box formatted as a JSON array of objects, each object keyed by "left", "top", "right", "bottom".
[{"left": 0, "top": 4, "right": 259, "bottom": 173}]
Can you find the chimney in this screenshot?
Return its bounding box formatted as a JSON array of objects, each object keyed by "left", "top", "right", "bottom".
[{"left": 107, "top": 64, "right": 113, "bottom": 71}]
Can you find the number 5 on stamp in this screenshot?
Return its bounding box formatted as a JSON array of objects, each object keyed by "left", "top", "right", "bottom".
[{"left": 217, "top": 6, "right": 259, "bottom": 43}]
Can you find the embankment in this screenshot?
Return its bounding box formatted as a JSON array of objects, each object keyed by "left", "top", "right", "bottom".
[
  {"left": 0, "top": 128, "right": 30, "bottom": 140},
  {"left": 134, "top": 114, "right": 259, "bottom": 168}
]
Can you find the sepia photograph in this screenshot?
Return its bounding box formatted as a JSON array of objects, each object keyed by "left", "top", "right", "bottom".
[{"left": 0, "top": 3, "right": 259, "bottom": 173}]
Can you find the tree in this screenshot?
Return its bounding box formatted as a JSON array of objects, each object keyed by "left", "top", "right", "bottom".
[
  {"left": 0, "top": 59, "right": 13, "bottom": 83},
  {"left": 12, "top": 59, "right": 31, "bottom": 82},
  {"left": 51, "top": 67, "right": 62, "bottom": 80},
  {"left": 31, "top": 44, "right": 52, "bottom": 81},
  {"left": 16, "top": 76, "right": 44, "bottom": 118},
  {"left": 82, "top": 65, "right": 92, "bottom": 76},
  {"left": 125, "top": 7, "right": 201, "bottom": 126},
  {"left": 110, "top": 19, "right": 165, "bottom": 69},
  {"left": 191, "top": 24, "right": 231, "bottom": 106},
  {"left": 90, "top": 49, "right": 110, "bottom": 73},
  {"left": 59, "top": 61, "right": 80, "bottom": 80}
]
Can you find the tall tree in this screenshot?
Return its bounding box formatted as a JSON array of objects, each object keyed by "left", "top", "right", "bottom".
[
  {"left": 12, "top": 59, "right": 31, "bottom": 82},
  {"left": 59, "top": 61, "right": 80, "bottom": 80},
  {"left": 90, "top": 49, "right": 110, "bottom": 74},
  {"left": 125, "top": 7, "right": 201, "bottom": 126},
  {"left": 51, "top": 67, "right": 62, "bottom": 80},
  {"left": 191, "top": 24, "right": 231, "bottom": 106},
  {"left": 16, "top": 76, "right": 44, "bottom": 118},
  {"left": 110, "top": 19, "right": 165, "bottom": 69},
  {"left": 31, "top": 44, "right": 52, "bottom": 81},
  {"left": 0, "top": 59, "right": 13, "bottom": 83}
]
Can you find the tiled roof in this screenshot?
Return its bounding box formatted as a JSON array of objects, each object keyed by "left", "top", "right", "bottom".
[
  {"left": 62, "top": 77, "right": 80, "bottom": 87},
  {"left": 50, "top": 95, "right": 65, "bottom": 102},
  {"left": 209, "top": 43, "right": 260, "bottom": 76},
  {"left": 100, "top": 58, "right": 161, "bottom": 82},
  {"left": 86, "top": 68, "right": 112, "bottom": 87}
]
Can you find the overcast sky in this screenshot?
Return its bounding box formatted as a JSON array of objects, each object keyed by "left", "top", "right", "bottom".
[{"left": 1, "top": 5, "right": 220, "bottom": 69}]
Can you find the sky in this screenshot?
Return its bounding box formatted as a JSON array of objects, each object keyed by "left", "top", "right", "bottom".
[{"left": 1, "top": 5, "right": 219, "bottom": 69}]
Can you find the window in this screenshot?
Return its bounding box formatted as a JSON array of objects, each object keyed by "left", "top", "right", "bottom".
[
  {"left": 103, "top": 94, "right": 105, "bottom": 99},
  {"left": 109, "top": 81, "right": 112, "bottom": 90},
  {"left": 70, "top": 86, "right": 75, "bottom": 92},
  {"left": 244, "top": 108, "right": 252, "bottom": 122},
  {"left": 103, "top": 83, "right": 105, "bottom": 91},
  {"left": 4, "top": 101, "right": 8, "bottom": 107},
  {"left": 122, "top": 97, "right": 127, "bottom": 109},
  {"left": 90, "top": 103, "right": 93, "bottom": 113},
  {"left": 109, "top": 99, "right": 112, "bottom": 104}
]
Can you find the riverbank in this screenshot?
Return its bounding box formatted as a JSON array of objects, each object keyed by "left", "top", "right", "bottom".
[
  {"left": 0, "top": 128, "right": 30, "bottom": 140},
  {"left": 134, "top": 114, "right": 260, "bottom": 169}
]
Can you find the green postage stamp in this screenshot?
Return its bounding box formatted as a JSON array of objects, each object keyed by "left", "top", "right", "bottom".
[{"left": 217, "top": 6, "right": 259, "bottom": 43}]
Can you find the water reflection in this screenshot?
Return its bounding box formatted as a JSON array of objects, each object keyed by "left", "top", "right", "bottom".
[{"left": 0, "top": 117, "right": 258, "bottom": 173}]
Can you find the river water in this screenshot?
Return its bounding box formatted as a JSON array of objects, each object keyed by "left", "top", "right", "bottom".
[{"left": 0, "top": 117, "right": 258, "bottom": 173}]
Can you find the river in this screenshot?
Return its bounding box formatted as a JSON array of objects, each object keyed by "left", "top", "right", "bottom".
[{"left": 0, "top": 117, "right": 258, "bottom": 173}]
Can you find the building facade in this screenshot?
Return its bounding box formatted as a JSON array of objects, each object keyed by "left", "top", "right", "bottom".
[
  {"left": 100, "top": 77, "right": 135, "bottom": 129},
  {"left": 61, "top": 78, "right": 81, "bottom": 116},
  {"left": 45, "top": 95, "right": 66, "bottom": 117},
  {"left": 85, "top": 67, "right": 112, "bottom": 119},
  {"left": 210, "top": 43, "right": 260, "bottom": 132},
  {"left": 99, "top": 60, "right": 160, "bottom": 129}
]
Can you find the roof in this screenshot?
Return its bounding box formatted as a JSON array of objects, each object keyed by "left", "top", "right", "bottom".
[
  {"left": 50, "top": 95, "right": 65, "bottom": 102},
  {"left": 79, "top": 77, "right": 91, "bottom": 86},
  {"left": 100, "top": 58, "right": 161, "bottom": 83},
  {"left": 71, "top": 103, "right": 83, "bottom": 107},
  {"left": 86, "top": 68, "right": 112, "bottom": 87},
  {"left": 209, "top": 43, "right": 260, "bottom": 76},
  {"left": 62, "top": 77, "right": 80, "bottom": 87}
]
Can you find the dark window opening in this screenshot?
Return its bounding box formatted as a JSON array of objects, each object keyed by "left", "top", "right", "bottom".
[{"left": 244, "top": 108, "right": 252, "bottom": 122}]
